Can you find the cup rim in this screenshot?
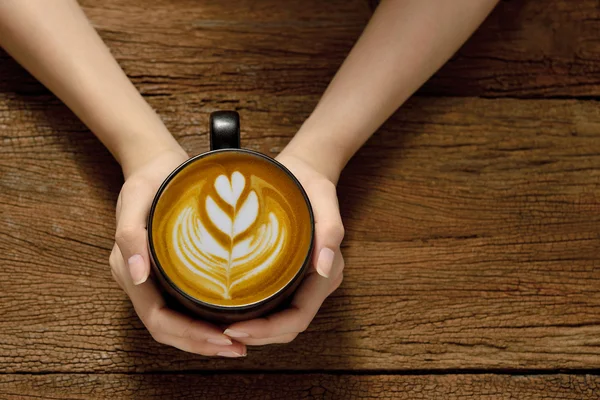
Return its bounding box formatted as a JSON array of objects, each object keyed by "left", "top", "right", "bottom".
[{"left": 147, "top": 148, "right": 315, "bottom": 311}]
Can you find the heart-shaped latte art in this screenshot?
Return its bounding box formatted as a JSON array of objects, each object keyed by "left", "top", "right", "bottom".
[{"left": 172, "top": 171, "right": 285, "bottom": 300}]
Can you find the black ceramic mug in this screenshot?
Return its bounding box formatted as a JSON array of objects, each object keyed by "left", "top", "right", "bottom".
[{"left": 148, "top": 111, "right": 314, "bottom": 323}]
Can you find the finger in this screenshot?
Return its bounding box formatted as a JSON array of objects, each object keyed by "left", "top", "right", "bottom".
[
  {"left": 128, "top": 272, "right": 233, "bottom": 343},
  {"left": 115, "top": 191, "right": 123, "bottom": 222},
  {"left": 230, "top": 261, "right": 344, "bottom": 344},
  {"left": 151, "top": 333, "right": 247, "bottom": 357},
  {"left": 240, "top": 332, "right": 298, "bottom": 346},
  {"left": 327, "top": 271, "right": 344, "bottom": 297},
  {"left": 112, "top": 245, "right": 239, "bottom": 350},
  {"left": 109, "top": 244, "right": 125, "bottom": 290},
  {"left": 225, "top": 275, "right": 328, "bottom": 338},
  {"left": 310, "top": 180, "right": 345, "bottom": 278},
  {"left": 115, "top": 179, "right": 155, "bottom": 285},
  {"left": 224, "top": 250, "right": 343, "bottom": 339}
]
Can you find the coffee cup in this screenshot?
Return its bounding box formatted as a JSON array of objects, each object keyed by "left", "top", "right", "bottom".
[{"left": 147, "top": 111, "right": 314, "bottom": 323}]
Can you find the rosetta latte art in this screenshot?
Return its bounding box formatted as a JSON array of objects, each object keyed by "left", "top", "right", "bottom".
[
  {"left": 151, "top": 151, "right": 312, "bottom": 306},
  {"left": 173, "top": 172, "right": 286, "bottom": 300}
]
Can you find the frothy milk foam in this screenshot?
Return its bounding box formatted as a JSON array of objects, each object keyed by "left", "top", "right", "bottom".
[
  {"left": 174, "top": 171, "right": 285, "bottom": 300},
  {"left": 151, "top": 152, "right": 312, "bottom": 307}
]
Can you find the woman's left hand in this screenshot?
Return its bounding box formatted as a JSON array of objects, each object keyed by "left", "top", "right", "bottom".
[{"left": 222, "top": 151, "right": 345, "bottom": 345}]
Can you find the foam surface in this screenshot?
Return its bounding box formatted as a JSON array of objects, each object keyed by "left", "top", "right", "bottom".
[{"left": 151, "top": 152, "right": 312, "bottom": 306}]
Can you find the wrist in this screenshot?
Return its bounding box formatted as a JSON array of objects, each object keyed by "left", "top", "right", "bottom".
[
  {"left": 280, "top": 121, "right": 351, "bottom": 184},
  {"left": 118, "top": 133, "right": 187, "bottom": 179}
]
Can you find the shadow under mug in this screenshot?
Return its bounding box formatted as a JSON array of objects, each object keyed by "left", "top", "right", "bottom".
[{"left": 147, "top": 111, "right": 314, "bottom": 323}]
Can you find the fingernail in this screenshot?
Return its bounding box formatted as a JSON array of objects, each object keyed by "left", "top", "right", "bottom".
[
  {"left": 223, "top": 329, "right": 249, "bottom": 338},
  {"left": 128, "top": 254, "right": 147, "bottom": 285},
  {"left": 207, "top": 338, "right": 233, "bottom": 346},
  {"left": 316, "top": 248, "right": 335, "bottom": 278},
  {"left": 217, "top": 351, "right": 245, "bottom": 358}
]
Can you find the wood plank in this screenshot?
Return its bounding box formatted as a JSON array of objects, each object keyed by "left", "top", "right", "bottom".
[
  {"left": 423, "top": 0, "right": 600, "bottom": 97},
  {"left": 2, "top": 0, "right": 596, "bottom": 99},
  {"left": 1, "top": 92, "right": 599, "bottom": 372},
  {"left": 0, "top": 374, "right": 599, "bottom": 399},
  {"left": 94, "top": 0, "right": 600, "bottom": 98},
  {"left": 0, "top": 0, "right": 371, "bottom": 98}
]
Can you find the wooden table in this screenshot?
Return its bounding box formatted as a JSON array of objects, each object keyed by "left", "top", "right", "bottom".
[{"left": 1, "top": 0, "right": 599, "bottom": 398}]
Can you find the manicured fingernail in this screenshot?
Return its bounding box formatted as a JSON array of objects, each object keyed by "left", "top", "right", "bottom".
[
  {"left": 316, "top": 248, "right": 335, "bottom": 278},
  {"left": 223, "top": 329, "right": 249, "bottom": 338},
  {"left": 207, "top": 338, "right": 233, "bottom": 346},
  {"left": 128, "top": 254, "right": 147, "bottom": 285},
  {"left": 217, "top": 351, "right": 245, "bottom": 358}
]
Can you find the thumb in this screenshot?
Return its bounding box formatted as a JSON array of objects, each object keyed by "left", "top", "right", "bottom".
[
  {"left": 310, "top": 181, "right": 345, "bottom": 279},
  {"left": 115, "top": 180, "right": 154, "bottom": 285}
]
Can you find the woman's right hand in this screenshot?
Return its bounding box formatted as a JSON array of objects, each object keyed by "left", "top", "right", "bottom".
[{"left": 110, "top": 147, "right": 247, "bottom": 357}]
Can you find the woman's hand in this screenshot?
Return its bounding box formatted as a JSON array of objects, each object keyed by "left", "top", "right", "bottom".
[
  {"left": 222, "top": 151, "right": 345, "bottom": 345},
  {"left": 110, "top": 146, "right": 247, "bottom": 357}
]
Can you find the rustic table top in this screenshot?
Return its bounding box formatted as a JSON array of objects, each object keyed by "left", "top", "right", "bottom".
[{"left": 1, "top": 0, "right": 599, "bottom": 398}]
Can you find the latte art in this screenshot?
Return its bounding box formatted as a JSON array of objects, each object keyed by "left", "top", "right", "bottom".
[
  {"left": 151, "top": 151, "right": 313, "bottom": 307},
  {"left": 173, "top": 172, "right": 286, "bottom": 300}
]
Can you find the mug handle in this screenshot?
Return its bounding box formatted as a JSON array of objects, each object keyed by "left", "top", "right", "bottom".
[{"left": 210, "top": 111, "right": 241, "bottom": 150}]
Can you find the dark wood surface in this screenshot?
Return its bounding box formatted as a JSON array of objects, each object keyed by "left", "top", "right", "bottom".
[
  {"left": 423, "top": 0, "right": 600, "bottom": 97},
  {"left": 1, "top": 0, "right": 599, "bottom": 398},
  {"left": 1, "top": 374, "right": 598, "bottom": 399}
]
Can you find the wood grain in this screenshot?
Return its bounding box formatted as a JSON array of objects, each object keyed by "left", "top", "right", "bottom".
[
  {"left": 0, "top": 374, "right": 598, "bottom": 399},
  {"left": 2, "top": 0, "right": 596, "bottom": 99},
  {"left": 87, "top": 0, "right": 600, "bottom": 98},
  {"left": 0, "top": 0, "right": 370, "bottom": 98},
  {"left": 1, "top": 5, "right": 599, "bottom": 399},
  {"left": 423, "top": 0, "right": 600, "bottom": 97},
  {"left": 1, "top": 92, "right": 598, "bottom": 372}
]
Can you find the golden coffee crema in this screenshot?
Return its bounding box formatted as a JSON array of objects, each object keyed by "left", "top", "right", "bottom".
[{"left": 151, "top": 152, "right": 312, "bottom": 307}]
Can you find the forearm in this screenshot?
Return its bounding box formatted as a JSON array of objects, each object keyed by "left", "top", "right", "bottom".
[
  {"left": 0, "top": 0, "right": 182, "bottom": 177},
  {"left": 283, "top": 0, "right": 499, "bottom": 183}
]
